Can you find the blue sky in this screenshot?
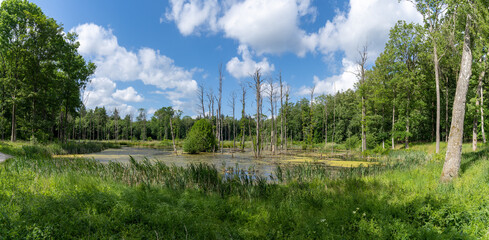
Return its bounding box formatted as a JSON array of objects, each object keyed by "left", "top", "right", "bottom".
[{"left": 31, "top": 0, "right": 421, "bottom": 118}]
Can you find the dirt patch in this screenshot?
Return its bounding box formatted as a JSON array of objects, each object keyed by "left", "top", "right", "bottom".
[{"left": 0, "top": 152, "right": 12, "bottom": 163}]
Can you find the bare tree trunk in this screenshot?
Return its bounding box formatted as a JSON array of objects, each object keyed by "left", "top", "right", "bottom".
[
  {"left": 324, "top": 98, "right": 328, "bottom": 148},
  {"left": 362, "top": 96, "right": 367, "bottom": 152},
  {"left": 441, "top": 16, "right": 472, "bottom": 182},
  {"left": 169, "top": 115, "right": 177, "bottom": 154},
  {"left": 392, "top": 98, "right": 395, "bottom": 150},
  {"left": 268, "top": 78, "right": 276, "bottom": 155},
  {"left": 240, "top": 84, "right": 246, "bottom": 150},
  {"left": 472, "top": 69, "right": 485, "bottom": 151},
  {"left": 217, "top": 64, "right": 223, "bottom": 153},
  {"left": 198, "top": 84, "right": 206, "bottom": 118},
  {"left": 446, "top": 76, "right": 449, "bottom": 142},
  {"left": 332, "top": 85, "right": 336, "bottom": 153},
  {"left": 252, "top": 69, "right": 263, "bottom": 158},
  {"left": 284, "top": 85, "right": 290, "bottom": 153},
  {"left": 434, "top": 42, "right": 441, "bottom": 153},
  {"left": 309, "top": 86, "right": 315, "bottom": 149},
  {"left": 482, "top": 82, "right": 486, "bottom": 143},
  {"left": 279, "top": 72, "right": 284, "bottom": 151},
  {"left": 229, "top": 91, "right": 237, "bottom": 151},
  {"left": 11, "top": 100, "right": 16, "bottom": 142},
  {"left": 405, "top": 95, "right": 410, "bottom": 149},
  {"left": 356, "top": 46, "right": 368, "bottom": 152}
]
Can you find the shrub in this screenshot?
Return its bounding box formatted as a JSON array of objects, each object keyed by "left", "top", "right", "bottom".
[{"left": 183, "top": 119, "right": 216, "bottom": 154}]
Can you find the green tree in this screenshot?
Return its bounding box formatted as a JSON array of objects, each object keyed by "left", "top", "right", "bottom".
[{"left": 183, "top": 119, "right": 216, "bottom": 154}]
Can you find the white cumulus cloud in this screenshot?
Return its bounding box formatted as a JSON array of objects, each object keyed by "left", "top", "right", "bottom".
[
  {"left": 165, "top": 0, "right": 219, "bottom": 35},
  {"left": 317, "top": 0, "right": 422, "bottom": 61},
  {"left": 226, "top": 45, "right": 275, "bottom": 79},
  {"left": 83, "top": 78, "right": 138, "bottom": 116},
  {"left": 72, "top": 23, "right": 198, "bottom": 110},
  {"left": 166, "top": 0, "right": 318, "bottom": 56},
  {"left": 112, "top": 87, "right": 144, "bottom": 102},
  {"left": 298, "top": 0, "right": 422, "bottom": 96}
]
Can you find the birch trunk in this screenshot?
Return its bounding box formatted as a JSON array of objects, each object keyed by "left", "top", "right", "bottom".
[{"left": 441, "top": 17, "right": 472, "bottom": 182}]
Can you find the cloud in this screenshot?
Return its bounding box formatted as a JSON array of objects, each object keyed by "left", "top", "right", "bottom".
[
  {"left": 317, "top": 0, "right": 422, "bottom": 61},
  {"left": 165, "top": 0, "right": 219, "bottom": 35},
  {"left": 83, "top": 77, "right": 138, "bottom": 116},
  {"left": 112, "top": 87, "right": 144, "bottom": 102},
  {"left": 219, "top": 0, "right": 317, "bottom": 56},
  {"left": 226, "top": 45, "right": 275, "bottom": 79},
  {"left": 299, "top": 59, "right": 357, "bottom": 96},
  {"left": 166, "top": 0, "right": 318, "bottom": 56},
  {"left": 72, "top": 23, "right": 198, "bottom": 110},
  {"left": 297, "top": 0, "right": 422, "bottom": 96}
]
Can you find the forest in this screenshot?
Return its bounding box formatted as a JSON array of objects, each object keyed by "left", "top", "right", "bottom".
[{"left": 1, "top": 0, "right": 489, "bottom": 238}]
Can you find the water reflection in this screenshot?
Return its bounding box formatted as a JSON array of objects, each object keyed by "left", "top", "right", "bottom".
[{"left": 69, "top": 147, "right": 377, "bottom": 178}]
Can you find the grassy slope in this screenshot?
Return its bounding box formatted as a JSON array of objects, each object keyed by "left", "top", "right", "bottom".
[{"left": 0, "top": 143, "right": 488, "bottom": 239}]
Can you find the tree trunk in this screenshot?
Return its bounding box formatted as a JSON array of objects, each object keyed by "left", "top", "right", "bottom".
[
  {"left": 441, "top": 17, "right": 472, "bottom": 182},
  {"left": 280, "top": 72, "right": 284, "bottom": 151},
  {"left": 405, "top": 95, "right": 410, "bottom": 149},
  {"left": 446, "top": 76, "right": 449, "bottom": 142},
  {"left": 392, "top": 99, "right": 395, "bottom": 150},
  {"left": 362, "top": 96, "right": 367, "bottom": 152},
  {"left": 11, "top": 101, "right": 16, "bottom": 142},
  {"left": 169, "top": 116, "right": 177, "bottom": 154},
  {"left": 434, "top": 42, "right": 441, "bottom": 153},
  {"left": 324, "top": 100, "right": 328, "bottom": 148},
  {"left": 472, "top": 70, "right": 485, "bottom": 151},
  {"left": 482, "top": 82, "right": 486, "bottom": 143}
]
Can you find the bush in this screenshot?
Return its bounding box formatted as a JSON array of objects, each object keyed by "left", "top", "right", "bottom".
[
  {"left": 344, "top": 135, "right": 360, "bottom": 150},
  {"left": 183, "top": 119, "right": 216, "bottom": 154}
]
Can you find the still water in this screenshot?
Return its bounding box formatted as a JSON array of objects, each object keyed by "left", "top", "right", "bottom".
[{"left": 64, "top": 147, "right": 378, "bottom": 178}]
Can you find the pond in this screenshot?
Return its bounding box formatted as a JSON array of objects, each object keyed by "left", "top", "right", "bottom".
[{"left": 57, "top": 147, "right": 379, "bottom": 178}]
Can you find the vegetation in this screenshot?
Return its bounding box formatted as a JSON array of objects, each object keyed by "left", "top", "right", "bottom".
[
  {"left": 0, "top": 142, "right": 489, "bottom": 238},
  {"left": 183, "top": 119, "right": 217, "bottom": 154}
]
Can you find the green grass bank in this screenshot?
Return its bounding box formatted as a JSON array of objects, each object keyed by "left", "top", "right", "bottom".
[{"left": 0, "top": 142, "right": 488, "bottom": 239}]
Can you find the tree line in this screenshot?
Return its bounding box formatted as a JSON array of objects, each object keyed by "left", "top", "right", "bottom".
[{"left": 1, "top": 0, "right": 487, "bottom": 182}]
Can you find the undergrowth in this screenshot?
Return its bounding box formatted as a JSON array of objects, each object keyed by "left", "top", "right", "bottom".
[{"left": 0, "top": 144, "right": 488, "bottom": 239}]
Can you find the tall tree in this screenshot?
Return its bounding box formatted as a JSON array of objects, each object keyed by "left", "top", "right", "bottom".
[
  {"left": 251, "top": 69, "right": 263, "bottom": 158},
  {"left": 441, "top": 14, "right": 473, "bottom": 182},
  {"left": 355, "top": 46, "right": 368, "bottom": 152},
  {"left": 240, "top": 84, "right": 247, "bottom": 150},
  {"left": 415, "top": 0, "right": 446, "bottom": 153},
  {"left": 217, "top": 64, "right": 223, "bottom": 153},
  {"left": 268, "top": 77, "right": 276, "bottom": 155},
  {"left": 229, "top": 91, "right": 237, "bottom": 151}
]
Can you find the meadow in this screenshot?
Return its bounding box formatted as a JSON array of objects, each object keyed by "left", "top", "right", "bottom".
[{"left": 0, "top": 141, "right": 488, "bottom": 239}]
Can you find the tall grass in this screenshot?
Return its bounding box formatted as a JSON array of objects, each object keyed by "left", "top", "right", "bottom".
[
  {"left": 1, "top": 144, "right": 489, "bottom": 238},
  {"left": 0, "top": 141, "right": 120, "bottom": 158}
]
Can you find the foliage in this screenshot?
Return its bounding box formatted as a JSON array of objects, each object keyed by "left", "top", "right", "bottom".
[
  {"left": 183, "top": 119, "right": 216, "bottom": 154},
  {"left": 1, "top": 145, "right": 489, "bottom": 238}
]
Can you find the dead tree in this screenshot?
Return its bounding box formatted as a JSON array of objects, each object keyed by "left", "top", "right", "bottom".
[
  {"left": 229, "top": 91, "right": 237, "bottom": 151},
  {"left": 169, "top": 109, "right": 177, "bottom": 154},
  {"left": 355, "top": 45, "right": 368, "bottom": 152},
  {"left": 324, "top": 96, "right": 328, "bottom": 148},
  {"left": 284, "top": 84, "right": 290, "bottom": 153},
  {"left": 240, "top": 84, "right": 247, "bottom": 150},
  {"left": 267, "top": 77, "right": 277, "bottom": 155},
  {"left": 197, "top": 83, "right": 206, "bottom": 118},
  {"left": 472, "top": 67, "right": 486, "bottom": 151},
  {"left": 309, "top": 85, "right": 315, "bottom": 149},
  {"left": 251, "top": 69, "right": 263, "bottom": 158},
  {"left": 218, "top": 64, "right": 223, "bottom": 153},
  {"left": 279, "top": 71, "right": 284, "bottom": 151}
]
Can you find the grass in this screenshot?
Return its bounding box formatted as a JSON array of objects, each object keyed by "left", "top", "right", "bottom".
[
  {"left": 0, "top": 140, "right": 120, "bottom": 158},
  {"left": 1, "top": 141, "right": 489, "bottom": 238}
]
